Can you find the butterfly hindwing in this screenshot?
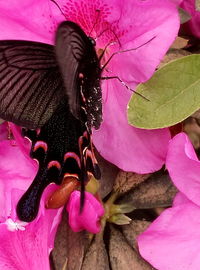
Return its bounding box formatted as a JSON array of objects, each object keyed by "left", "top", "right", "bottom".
[
  {"left": 17, "top": 98, "right": 100, "bottom": 221},
  {"left": 17, "top": 99, "right": 83, "bottom": 221},
  {"left": 0, "top": 40, "right": 65, "bottom": 129}
]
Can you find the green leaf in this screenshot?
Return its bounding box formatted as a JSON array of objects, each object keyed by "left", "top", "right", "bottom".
[
  {"left": 128, "top": 54, "right": 200, "bottom": 129},
  {"left": 108, "top": 213, "right": 132, "bottom": 225}
]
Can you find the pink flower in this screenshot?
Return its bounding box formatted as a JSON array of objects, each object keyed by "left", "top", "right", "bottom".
[
  {"left": 180, "top": 0, "right": 200, "bottom": 38},
  {"left": 0, "top": 0, "right": 180, "bottom": 173},
  {"left": 66, "top": 191, "right": 104, "bottom": 233},
  {"left": 138, "top": 133, "right": 200, "bottom": 270},
  {"left": 0, "top": 123, "right": 62, "bottom": 270}
]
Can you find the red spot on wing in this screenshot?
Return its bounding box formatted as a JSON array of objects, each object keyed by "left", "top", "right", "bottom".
[
  {"left": 33, "top": 141, "right": 48, "bottom": 152},
  {"left": 64, "top": 152, "right": 81, "bottom": 168},
  {"left": 47, "top": 160, "right": 61, "bottom": 170}
]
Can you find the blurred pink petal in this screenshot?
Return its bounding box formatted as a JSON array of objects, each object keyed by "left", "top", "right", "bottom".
[
  {"left": 0, "top": 135, "right": 62, "bottom": 269},
  {"left": 166, "top": 132, "right": 200, "bottom": 206},
  {"left": 0, "top": 0, "right": 180, "bottom": 173},
  {"left": 180, "top": 0, "right": 200, "bottom": 38},
  {"left": 66, "top": 191, "right": 104, "bottom": 234},
  {"left": 138, "top": 193, "right": 200, "bottom": 270}
]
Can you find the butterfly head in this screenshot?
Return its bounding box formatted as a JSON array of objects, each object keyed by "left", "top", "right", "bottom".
[{"left": 88, "top": 37, "right": 96, "bottom": 47}]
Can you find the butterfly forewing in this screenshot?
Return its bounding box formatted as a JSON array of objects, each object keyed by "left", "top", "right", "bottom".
[{"left": 0, "top": 41, "right": 64, "bottom": 129}]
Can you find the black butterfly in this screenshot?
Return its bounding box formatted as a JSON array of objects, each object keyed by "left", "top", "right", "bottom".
[{"left": 0, "top": 21, "right": 102, "bottom": 221}]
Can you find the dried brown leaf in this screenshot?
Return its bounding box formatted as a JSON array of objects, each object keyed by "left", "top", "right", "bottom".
[
  {"left": 184, "top": 117, "right": 200, "bottom": 149},
  {"left": 109, "top": 226, "right": 154, "bottom": 270},
  {"left": 95, "top": 151, "right": 119, "bottom": 199},
  {"left": 192, "top": 109, "right": 200, "bottom": 120},
  {"left": 171, "top": 36, "right": 189, "bottom": 49},
  {"left": 65, "top": 230, "right": 90, "bottom": 270},
  {"left": 118, "top": 171, "right": 177, "bottom": 209},
  {"left": 113, "top": 171, "right": 150, "bottom": 195},
  {"left": 81, "top": 233, "right": 110, "bottom": 270},
  {"left": 159, "top": 49, "right": 191, "bottom": 68},
  {"left": 122, "top": 220, "right": 151, "bottom": 250},
  {"left": 52, "top": 211, "right": 90, "bottom": 270},
  {"left": 52, "top": 212, "right": 69, "bottom": 270}
]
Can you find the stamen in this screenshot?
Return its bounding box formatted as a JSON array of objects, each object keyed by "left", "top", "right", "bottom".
[{"left": 5, "top": 218, "right": 27, "bottom": 232}]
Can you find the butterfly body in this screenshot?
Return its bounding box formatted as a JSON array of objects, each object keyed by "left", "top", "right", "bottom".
[{"left": 0, "top": 21, "right": 102, "bottom": 221}]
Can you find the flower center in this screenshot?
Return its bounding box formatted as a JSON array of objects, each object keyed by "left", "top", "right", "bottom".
[{"left": 62, "top": 0, "right": 124, "bottom": 49}]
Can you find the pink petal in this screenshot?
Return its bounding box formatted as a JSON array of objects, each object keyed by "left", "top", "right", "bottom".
[
  {"left": 0, "top": 0, "right": 64, "bottom": 43},
  {"left": 107, "top": 0, "right": 181, "bottom": 83},
  {"left": 0, "top": 191, "right": 62, "bottom": 270},
  {"left": 0, "top": 140, "right": 37, "bottom": 221},
  {"left": 0, "top": 136, "right": 62, "bottom": 269},
  {"left": 9, "top": 123, "right": 33, "bottom": 159},
  {"left": 93, "top": 82, "right": 171, "bottom": 173},
  {"left": 67, "top": 191, "right": 104, "bottom": 234},
  {"left": 138, "top": 193, "right": 200, "bottom": 270},
  {"left": 166, "top": 132, "right": 200, "bottom": 206},
  {"left": 59, "top": 0, "right": 179, "bottom": 172},
  {"left": 93, "top": 0, "right": 180, "bottom": 173},
  {"left": 0, "top": 0, "right": 179, "bottom": 174}
]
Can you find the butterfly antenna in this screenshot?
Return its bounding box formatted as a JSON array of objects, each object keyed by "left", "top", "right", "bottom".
[
  {"left": 101, "top": 75, "right": 149, "bottom": 101},
  {"left": 89, "top": 9, "right": 101, "bottom": 37},
  {"left": 50, "top": 0, "right": 67, "bottom": 20},
  {"left": 101, "top": 36, "right": 156, "bottom": 70}
]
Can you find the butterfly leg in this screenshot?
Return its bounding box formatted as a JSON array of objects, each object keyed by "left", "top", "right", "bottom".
[
  {"left": 101, "top": 76, "right": 149, "bottom": 101},
  {"left": 101, "top": 36, "right": 156, "bottom": 70}
]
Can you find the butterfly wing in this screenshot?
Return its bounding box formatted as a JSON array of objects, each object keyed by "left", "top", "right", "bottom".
[
  {"left": 55, "top": 21, "right": 88, "bottom": 120},
  {"left": 17, "top": 98, "right": 100, "bottom": 221},
  {"left": 0, "top": 40, "right": 65, "bottom": 128},
  {"left": 55, "top": 21, "right": 102, "bottom": 130},
  {"left": 0, "top": 22, "right": 102, "bottom": 221}
]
